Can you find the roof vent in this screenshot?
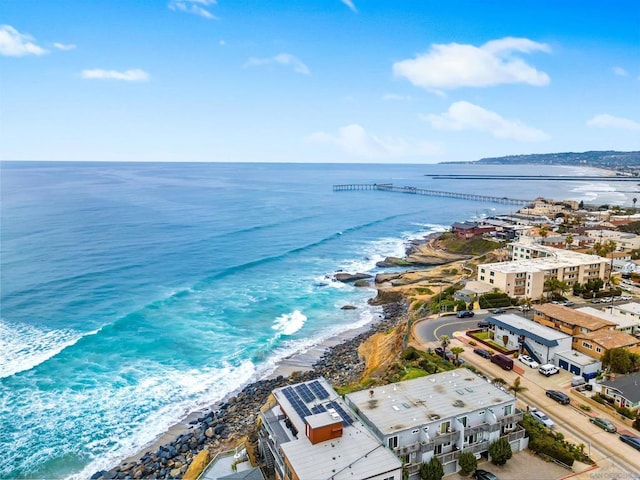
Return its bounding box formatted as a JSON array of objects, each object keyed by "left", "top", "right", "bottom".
[{"left": 453, "top": 400, "right": 465, "bottom": 408}]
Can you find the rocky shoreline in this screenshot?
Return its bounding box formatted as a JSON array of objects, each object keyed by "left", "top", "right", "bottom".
[{"left": 92, "top": 302, "right": 407, "bottom": 480}]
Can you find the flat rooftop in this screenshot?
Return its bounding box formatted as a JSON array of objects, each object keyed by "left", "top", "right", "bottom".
[
  {"left": 614, "top": 302, "right": 640, "bottom": 316},
  {"left": 268, "top": 377, "right": 402, "bottom": 479},
  {"left": 482, "top": 252, "right": 606, "bottom": 273},
  {"left": 554, "top": 349, "right": 601, "bottom": 367},
  {"left": 577, "top": 306, "right": 639, "bottom": 330},
  {"left": 490, "top": 313, "right": 572, "bottom": 345},
  {"left": 346, "top": 370, "right": 513, "bottom": 436}
]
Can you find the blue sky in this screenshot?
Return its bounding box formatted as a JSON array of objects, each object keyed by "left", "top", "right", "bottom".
[{"left": 1, "top": 0, "right": 639, "bottom": 163}]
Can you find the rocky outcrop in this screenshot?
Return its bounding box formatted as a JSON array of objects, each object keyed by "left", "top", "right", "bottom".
[{"left": 333, "top": 272, "right": 372, "bottom": 283}]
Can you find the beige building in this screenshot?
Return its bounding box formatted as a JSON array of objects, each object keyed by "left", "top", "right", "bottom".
[
  {"left": 478, "top": 248, "right": 608, "bottom": 298},
  {"left": 584, "top": 230, "right": 640, "bottom": 252}
]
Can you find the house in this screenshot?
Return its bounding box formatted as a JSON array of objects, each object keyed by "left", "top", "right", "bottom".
[
  {"left": 576, "top": 306, "right": 640, "bottom": 335},
  {"left": 486, "top": 313, "right": 573, "bottom": 365},
  {"left": 572, "top": 329, "right": 640, "bottom": 359},
  {"left": 599, "top": 372, "right": 640, "bottom": 410},
  {"left": 258, "top": 377, "right": 403, "bottom": 480},
  {"left": 344, "top": 370, "right": 528, "bottom": 478},
  {"left": 611, "top": 302, "right": 640, "bottom": 323},
  {"left": 532, "top": 304, "right": 616, "bottom": 336},
  {"left": 451, "top": 222, "right": 495, "bottom": 239}
]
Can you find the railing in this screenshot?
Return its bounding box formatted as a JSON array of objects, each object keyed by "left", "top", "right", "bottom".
[
  {"left": 502, "top": 426, "right": 526, "bottom": 443},
  {"left": 433, "top": 430, "right": 458, "bottom": 445},
  {"left": 436, "top": 450, "right": 460, "bottom": 464},
  {"left": 500, "top": 411, "right": 524, "bottom": 425}
]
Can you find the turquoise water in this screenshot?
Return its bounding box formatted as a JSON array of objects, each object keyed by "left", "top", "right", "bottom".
[{"left": 0, "top": 162, "right": 629, "bottom": 479}]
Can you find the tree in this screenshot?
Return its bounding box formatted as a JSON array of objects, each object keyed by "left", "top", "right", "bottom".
[
  {"left": 633, "top": 197, "right": 638, "bottom": 212},
  {"left": 492, "top": 377, "right": 506, "bottom": 388},
  {"left": 509, "top": 376, "right": 527, "bottom": 398},
  {"left": 451, "top": 346, "right": 464, "bottom": 366},
  {"left": 539, "top": 225, "right": 549, "bottom": 239},
  {"left": 602, "top": 348, "right": 633, "bottom": 374},
  {"left": 458, "top": 450, "right": 478, "bottom": 476},
  {"left": 440, "top": 335, "right": 450, "bottom": 352},
  {"left": 488, "top": 437, "right": 513, "bottom": 466},
  {"left": 566, "top": 233, "right": 574, "bottom": 249},
  {"left": 419, "top": 457, "right": 444, "bottom": 480}
]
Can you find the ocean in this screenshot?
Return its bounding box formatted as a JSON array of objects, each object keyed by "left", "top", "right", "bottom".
[{"left": 0, "top": 161, "right": 632, "bottom": 479}]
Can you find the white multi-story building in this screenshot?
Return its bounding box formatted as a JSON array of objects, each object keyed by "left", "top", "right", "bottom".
[
  {"left": 577, "top": 305, "right": 640, "bottom": 336},
  {"left": 258, "top": 377, "right": 402, "bottom": 480},
  {"left": 344, "top": 370, "right": 528, "bottom": 478},
  {"left": 478, "top": 241, "right": 608, "bottom": 298},
  {"left": 584, "top": 230, "right": 640, "bottom": 252}
]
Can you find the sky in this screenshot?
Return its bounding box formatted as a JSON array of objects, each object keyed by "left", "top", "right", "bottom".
[{"left": 1, "top": 0, "right": 639, "bottom": 163}]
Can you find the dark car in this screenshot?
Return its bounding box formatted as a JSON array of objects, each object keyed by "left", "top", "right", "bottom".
[
  {"left": 473, "top": 347, "right": 492, "bottom": 359},
  {"left": 620, "top": 434, "right": 640, "bottom": 451},
  {"left": 473, "top": 469, "right": 499, "bottom": 480},
  {"left": 457, "top": 310, "right": 474, "bottom": 318},
  {"left": 434, "top": 347, "right": 445, "bottom": 357},
  {"left": 477, "top": 320, "right": 491, "bottom": 329},
  {"left": 545, "top": 390, "right": 570, "bottom": 405},
  {"left": 492, "top": 307, "right": 506, "bottom": 314}
]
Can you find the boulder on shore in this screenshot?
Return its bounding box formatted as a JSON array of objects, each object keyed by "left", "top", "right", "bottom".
[{"left": 333, "top": 272, "right": 372, "bottom": 283}]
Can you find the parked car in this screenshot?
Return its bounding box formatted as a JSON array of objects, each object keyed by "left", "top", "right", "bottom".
[
  {"left": 546, "top": 390, "right": 570, "bottom": 405},
  {"left": 571, "top": 376, "right": 586, "bottom": 387},
  {"left": 477, "top": 320, "right": 490, "bottom": 329},
  {"left": 538, "top": 364, "right": 560, "bottom": 376},
  {"left": 518, "top": 354, "right": 539, "bottom": 368},
  {"left": 560, "top": 301, "right": 574, "bottom": 307},
  {"left": 434, "top": 347, "right": 445, "bottom": 357},
  {"left": 473, "top": 348, "right": 492, "bottom": 359},
  {"left": 457, "top": 310, "right": 474, "bottom": 318},
  {"left": 517, "top": 304, "right": 530, "bottom": 311},
  {"left": 530, "top": 408, "right": 554, "bottom": 428},
  {"left": 491, "top": 307, "right": 506, "bottom": 314},
  {"left": 590, "top": 417, "right": 617, "bottom": 433},
  {"left": 473, "top": 470, "right": 500, "bottom": 480},
  {"left": 491, "top": 353, "right": 513, "bottom": 370},
  {"left": 620, "top": 434, "right": 640, "bottom": 451}
]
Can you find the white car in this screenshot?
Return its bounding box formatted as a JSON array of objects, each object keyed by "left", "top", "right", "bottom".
[
  {"left": 530, "top": 408, "right": 554, "bottom": 428},
  {"left": 518, "top": 355, "right": 539, "bottom": 368}
]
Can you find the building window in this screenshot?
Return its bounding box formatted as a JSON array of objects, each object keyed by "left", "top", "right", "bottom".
[
  {"left": 504, "top": 405, "right": 512, "bottom": 416},
  {"left": 480, "top": 276, "right": 485, "bottom": 281},
  {"left": 412, "top": 429, "right": 419, "bottom": 435},
  {"left": 458, "top": 416, "right": 468, "bottom": 427},
  {"left": 388, "top": 436, "right": 398, "bottom": 449},
  {"left": 383, "top": 477, "right": 395, "bottom": 480},
  {"left": 440, "top": 421, "right": 451, "bottom": 434},
  {"left": 490, "top": 271, "right": 495, "bottom": 276},
  {"left": 582, "top": 342, "right": 593, "bottom": 350},
  {"left": 489, "top": 279, "right": 494, "bottom": 284},
  {"left": 596, "top": 347, "right": 602, "bottom": 353}
]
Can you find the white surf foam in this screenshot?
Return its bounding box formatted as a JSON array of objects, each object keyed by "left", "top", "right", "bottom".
[
  {"left": 0, "top": 319, "right": 94, "bottom": 378},
  {"left": 271, "top": 310, "right": 307, "bottom": 336}
]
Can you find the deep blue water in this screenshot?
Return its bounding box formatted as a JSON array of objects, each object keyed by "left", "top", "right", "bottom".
[{"left": 0, "top": 162, "right": 630, "bottom": 479}]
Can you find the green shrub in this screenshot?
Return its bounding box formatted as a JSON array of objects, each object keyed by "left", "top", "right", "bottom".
[
  {"left": 402, "top": 347, "right": 421, "bottom": 361},
  {"left": 458, "top": 450, "right": 477, "bottom": 475},
  {"left": 488, "top": 438, "right": 512, "bottom": 466}
]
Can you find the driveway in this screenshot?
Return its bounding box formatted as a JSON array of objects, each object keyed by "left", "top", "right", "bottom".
[{"left": 445, "top": 450, "right": 569, "bottom": 480}]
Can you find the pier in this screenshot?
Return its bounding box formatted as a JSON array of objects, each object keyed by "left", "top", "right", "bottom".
[{"left": 332, "top": 184, "right": 532, "bottom": 205}]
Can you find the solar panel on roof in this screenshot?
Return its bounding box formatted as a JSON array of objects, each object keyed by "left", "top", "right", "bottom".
[
  {"left": 309, "top": 380, "right": 330, "bottom": 399},
  {"left": 295, "top": 383, "right": 315, "bottom": 402},
  {"left": 311, "top": 404, "right": 327, "bottom": 414},
  {"left": 327, "top": 401, "right": 353, "bottom": 426}
]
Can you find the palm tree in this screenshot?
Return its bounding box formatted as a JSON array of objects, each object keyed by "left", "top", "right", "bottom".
[
  {"left": 566, "top": 233, "right": 574, "bottom": 249},
  {"left": 450, "top": 346, "right": 464, "bottom": 365},
  {"left": 633, "top": 197, "right": 637, "bottom": 212},
  {"left": 440, "top": 334, "right": 450, "bottom": 352},
  {"left": 492, "top": 377, "right": 506, "bottom": 389},
  {"left": 509, "top": 376, "right": 527, "bottom": 398}
]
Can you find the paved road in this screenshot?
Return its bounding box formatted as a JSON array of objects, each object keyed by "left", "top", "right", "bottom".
[
  {"left": 413, "top": 312, "right": 488, "bottom": 343},
  {"left": 449, "top": 339, "right": 640, "bottom": 476}
]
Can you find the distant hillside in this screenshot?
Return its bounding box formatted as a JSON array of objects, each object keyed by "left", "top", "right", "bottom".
[{"left": 472, "top": 151, "right": 640, "bottom": 169}]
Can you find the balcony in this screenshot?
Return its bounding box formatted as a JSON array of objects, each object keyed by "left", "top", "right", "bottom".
[
  {"left": 435, "top": 449, "right": 460, "bottom": 464},
  {"left": 501, "top": 425, "right": 526, "bottom": 443},
  {"left": 466, "top": 422, "right": 490, "bottom": 436},
  {"left": 433, "top": 429, "right": 458, "bottom": 445},
  {"left": 500, "top": 411, "right": 523, "bottom": 425}
]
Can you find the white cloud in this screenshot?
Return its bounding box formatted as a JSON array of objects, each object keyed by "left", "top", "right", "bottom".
[
  {"left": 587, "top": 114, "right": 640, "bottom": 132},
  {"left": 0, "top": 25, "right": 48, "bottom": 56},
  {"left": 393, "top": 37, "right": 550, "bottom": 90},
  {"left": 422, "top": 100, "right": 549, "bottom": 142},
  {"left": 53, "top": 42, "right": 76, "bottom": 51},
  {"left": 168, "top": 0, "right": 217, "bottom": 19},
  {"left": 81, "top": 69, "right": 150, "bottom": 82},
  {"left": 341, "top": 0, "right": 357, "bottom": 12},
  {"left": 219, "top": 39, "right": 226, "bottom": 46},
  {"left": 612, "top": 66, "right": 628, "bottom": 76},
  {"left": 244, "top": 53, "right": 310, "bottom": 75},
  {"left": 382, "top": 93, "right": 411, "bottom": 101},
  {"left": 309, "top": 124, "right": 440, "bottom": 158}
]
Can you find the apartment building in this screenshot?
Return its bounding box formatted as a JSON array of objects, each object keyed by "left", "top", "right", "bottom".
[
  {"left": 344, "top": 370, "right": 528, "bottom": 478},
  {"left": 478, "top": 243, "right": 608, "bottom": 298},
  {"left": 572, "top": 329, "right": 640, "bottom": 359},
  {"left": 532, "top": 304, "right": 616, "bottom": 336},
  {"left": 258, "top": 377, "right": 402, "bottom": 480},
  {"left": 487, "top": 313, "right": 573, "bottom": 365},
  {"left": 576, "top": 306, "right": 640, "bottom": 336},
  {"left": 584, "top": 230, "right": 640, "bottom": 252}
]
